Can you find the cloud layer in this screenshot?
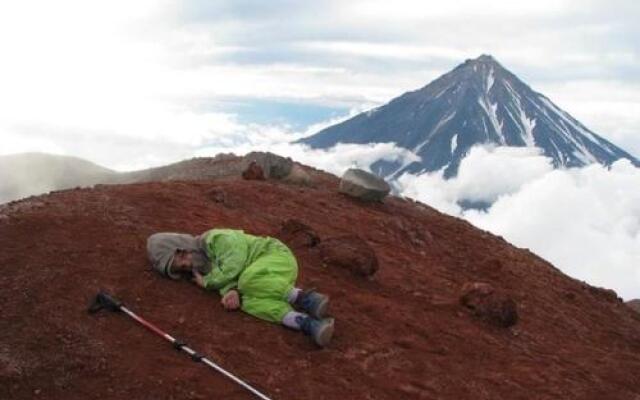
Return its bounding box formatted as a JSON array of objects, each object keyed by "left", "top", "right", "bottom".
[{"left": 397, "top": 146, "right": 640, "bottom": 300}]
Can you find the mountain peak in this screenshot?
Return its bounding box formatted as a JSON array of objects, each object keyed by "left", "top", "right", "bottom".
[
  {"left": 460, "top": 54, "right": 502, "bottom": 69},
  {"left": 457, "top": 54, "right": 506, "bottom": 79},
  {"left": 299, "top": 57, "right": 639, "bottom": 178},
  {"left": 475, "top": 54, "right": 497, "bottom": 63}
]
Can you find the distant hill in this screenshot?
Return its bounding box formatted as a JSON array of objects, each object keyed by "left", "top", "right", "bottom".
[
  {"left": 0, "top": 153, "right": 117, "bottom": 203},
  {"left": 0, "top": 152, "right": 300, "bottom": 204},
  {"left": 299, "top": 55, "right": 639, "bottom": 178}
]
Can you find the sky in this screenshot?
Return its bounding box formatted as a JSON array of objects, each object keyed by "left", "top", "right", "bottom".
[{"left": 1, "top": 1, "right": 639, "bottom": 298}]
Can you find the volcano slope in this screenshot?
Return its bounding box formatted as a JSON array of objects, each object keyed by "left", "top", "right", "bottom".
[{"left": 1, "top": 163, "right": 639, "bottom": 400}]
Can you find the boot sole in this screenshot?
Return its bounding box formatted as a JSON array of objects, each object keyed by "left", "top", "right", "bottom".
[{"left": 314, "top": 318, "right": 335, "bottom": 347}]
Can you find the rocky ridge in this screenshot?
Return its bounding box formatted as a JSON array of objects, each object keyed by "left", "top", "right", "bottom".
[{"left": 1, "top": 156, "right": 639, "bottom": 399}]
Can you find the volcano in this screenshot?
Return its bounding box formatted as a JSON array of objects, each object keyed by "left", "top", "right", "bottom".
[
  {"left": 1, "top": 154, "right": 640, "bottom": 399},
  {"left": 299, "top": 55, "right": 639, "bottom": 178}
]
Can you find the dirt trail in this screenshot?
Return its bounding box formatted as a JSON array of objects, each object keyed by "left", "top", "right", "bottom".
[{"left": 1, "top": 169, "right": 639, "bottom": 399}]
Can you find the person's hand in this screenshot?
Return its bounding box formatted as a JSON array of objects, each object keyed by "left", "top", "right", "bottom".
[
  {"left": 221, "top": 290, "right": 240, "bottom": 311},
  {"left": 192, "top": 270, "right": 205, "bottom": 288}
]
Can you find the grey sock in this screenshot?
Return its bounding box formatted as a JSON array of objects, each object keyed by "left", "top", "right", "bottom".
[
  {"left": 286, "top": 287, "right": 302, "bottom": 304},
  {"left": 282, "top": 311, "right": 307, "bottom": 330}
]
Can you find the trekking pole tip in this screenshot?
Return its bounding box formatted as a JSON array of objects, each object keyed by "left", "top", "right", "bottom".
[{"left": 88, "top": 290, "right": 123, "bottom": 314}]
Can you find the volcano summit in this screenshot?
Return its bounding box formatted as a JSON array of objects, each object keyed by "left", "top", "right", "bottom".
[{"left": 299, "top": 55, "right": 639, "bottom": 178}]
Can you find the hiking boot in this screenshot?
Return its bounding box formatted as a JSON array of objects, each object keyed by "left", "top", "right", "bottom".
[
  {"left": 296, "top": 315, "right": 335, "bottom": 347},
  {"left": 295, "top": 290, "right": 329, "bottom": 319}
]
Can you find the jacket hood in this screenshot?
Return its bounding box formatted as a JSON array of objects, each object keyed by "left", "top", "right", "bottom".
[{"left": 147, "top": 232, "right": 201, "bottom": 280}]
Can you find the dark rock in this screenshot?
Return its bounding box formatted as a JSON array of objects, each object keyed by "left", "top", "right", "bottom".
[
  {"left": 243, "top": 152, "right": 293, "bottom": 179},
  {"left": 278, "top": 219, "right": 320, "bottom": 249},
  {"left": 585, "top": 285, "right": 621, "bottom": 303},
  {"left": 460, "top": 282, "right": 518, "bottom": 328},
  {"left": 242, "top": 161, "right": 266, "bottom": 181},
  {"left": 339, "top": 168, "right": 390, "bottom": 202},
  {"left": 206, "top": 188, "right": 226, "bottom": 204},
  {"left": 319, "top": 235, "right": 378, "bottom": 277}
]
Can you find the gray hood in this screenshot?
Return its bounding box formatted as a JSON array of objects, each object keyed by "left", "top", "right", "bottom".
[{"left": 147, "top": 232, "right": 202, "bottom": 280}]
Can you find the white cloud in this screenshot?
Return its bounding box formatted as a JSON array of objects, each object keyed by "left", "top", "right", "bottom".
[
  {"left": 398, "top": 145, "right": 640, "bottom": 300},
  {"left": 346, "top": 0, "right": 572, "bottom": 19},
  {"left": 193, "top": 117, "right": 421, "bottom": 177},
  {"left": 300, "top": 41, "right": 481, "bottom": 62},
  {"left": 396, "top": 146, "right": 554, "bottom": 213},
  {"left": 271, "top": 142, "right": 420, "bottom": 176},
  {"left": 452, "top": 146, "right": 555, "bottom": 203}
]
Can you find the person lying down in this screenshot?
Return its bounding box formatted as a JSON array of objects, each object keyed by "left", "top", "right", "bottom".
[{"left": 147, "top": 228, "right": 334, "bottom": 347}]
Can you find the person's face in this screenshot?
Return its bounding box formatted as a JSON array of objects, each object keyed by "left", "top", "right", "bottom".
[{"left": 172, "top": 249, "right": 193, "bottom": 272}]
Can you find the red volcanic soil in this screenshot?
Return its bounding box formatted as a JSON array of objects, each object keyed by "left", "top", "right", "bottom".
[{"left": 1, "top": 164, "right": 640, "bottom": 400}]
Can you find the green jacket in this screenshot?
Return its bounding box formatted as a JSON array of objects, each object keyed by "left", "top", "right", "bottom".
[
  {"left": 200, "top": 229, "right": 273, "bottom": 295},
  {"left": 199, "top": 228, "right": 299, "bottom": 323}
]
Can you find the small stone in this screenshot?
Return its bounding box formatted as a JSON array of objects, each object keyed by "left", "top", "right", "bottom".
[
  {"left": 460, "top": 282, "right": 518, "bottom": 328},
  {"left": 206, "top": 188, "right": 227, "bottom": 204}
]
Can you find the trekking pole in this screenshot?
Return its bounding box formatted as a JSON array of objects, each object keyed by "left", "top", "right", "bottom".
[{"left": 88, "top": 290, "right": 273, "bottom": 400}]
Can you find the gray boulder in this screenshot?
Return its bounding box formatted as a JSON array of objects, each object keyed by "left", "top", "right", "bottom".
[
  {"left": 242, "top": 152, "right": 293, "bottom": 179},
  {"left": 282, "top": 164, "right": 313, "bottom": 186},
  {"left": 339, "top": 168, "right": 390, "bottom": 202}
]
